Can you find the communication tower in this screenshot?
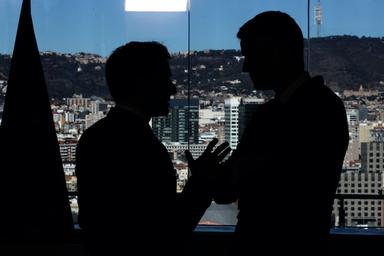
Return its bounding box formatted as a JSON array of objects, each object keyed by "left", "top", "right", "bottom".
[{"left": 315, "top": 0, "right": 322, "bottom": 37}]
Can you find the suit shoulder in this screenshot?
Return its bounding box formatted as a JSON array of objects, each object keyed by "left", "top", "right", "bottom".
[
  {"left": 322, "top": 85, "right": 346, "bottom": 112},
  {"left": 307, "top": 77, "right": 344, "bottom": 107},
  {"left": 77, "top": 117, "right": 111, "bottom": 147}
]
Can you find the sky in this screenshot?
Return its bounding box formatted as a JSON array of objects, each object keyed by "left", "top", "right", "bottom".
[{"left": 0, "top": 0, "right": 383, "bottom": 56}]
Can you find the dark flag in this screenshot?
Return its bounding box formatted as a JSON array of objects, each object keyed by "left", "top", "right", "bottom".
[{"left": 0, "top": 0, "right": 73, "bottom": 242}]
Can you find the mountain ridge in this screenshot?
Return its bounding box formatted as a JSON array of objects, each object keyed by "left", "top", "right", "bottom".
[{"left": 1, "top": 35, "right": 384, "bottom": 99}]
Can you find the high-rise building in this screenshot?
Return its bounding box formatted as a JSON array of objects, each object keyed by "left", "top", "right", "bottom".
[
  {"left": 58, "top": 137, "right": 78, "bottom": 163},
  {"left": 361, "top": 142, "right": 384, "bottom": 173},
  {"left": 152, "top": 98, "right": 199, "bottom": 144},
  {"left": 347, "top": 108, "right": 359, "bottom": 142},
  {"left": 359, "top": 103, "right": 368, "bottom": 122},
  {"left": 89, "top": 99, "right": 109, "bottom": 115},
  {"left": 359, "top": 123, "right": 374, "bottom": 143},
  {"left": 370, "top": 126, "right": 384, "bottom": 142},
  {"left": 347, "top": 109, "right": 359, "bottom": 125},
  {"left": 334, "top": 172, "right": 384, "bottom": 227},
  {"left": 224, "top": 97, "right": 241, "bottom": 149},
  {"left": 238, "top": 97, "right": 264, "bottom": 141},
  {"left": 66, "top": 94, "right": 90, "bottom": 110},
  {"left": 65, "top": 112, "right": 75, "bottom": 123},
  {"left": 90, "top": 100, "right": 100, "bottom": 115},
  {"left": 224, "top": 97, "right": 264, "bottom": 150}
]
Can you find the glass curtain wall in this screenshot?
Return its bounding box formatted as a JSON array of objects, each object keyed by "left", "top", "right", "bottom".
[{"left": 0, "top": 0, "right": 383, "bottom": 228}]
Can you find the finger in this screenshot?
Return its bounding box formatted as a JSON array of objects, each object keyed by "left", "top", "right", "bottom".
[
  {"left": 204, "top": 138, "right": 219, "bottom": 155},
  {"left": 185, "top": 150, "right": 194, "bottom": 164},
  {"left": 212, "top": 142, "right": 230, "bottom": 156},
  {"left": 217, "top": 147, "right": 232, "bottom": 162}
]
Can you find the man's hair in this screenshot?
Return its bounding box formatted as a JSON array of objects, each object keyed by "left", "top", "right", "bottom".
[
  {"left": 105, "top": 41, "right": 170, "bottom": 102},
  {"left": 237, "top": 11, "right": 304, "bottom": 69}
]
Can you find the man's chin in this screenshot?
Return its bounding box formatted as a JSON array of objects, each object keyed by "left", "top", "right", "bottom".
[{"left": 251, "top": 79, "right": 276, "bottom": 91}]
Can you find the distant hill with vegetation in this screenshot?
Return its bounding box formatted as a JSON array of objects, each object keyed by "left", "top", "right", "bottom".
[
  {"left": 1, "top": 35, "right": 384, "bottom": 99},
  {"left": 308, "top": 36, "right": 384, "bottom": 92}
]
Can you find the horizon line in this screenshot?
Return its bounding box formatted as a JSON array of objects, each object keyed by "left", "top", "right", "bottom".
[{"left": 1, "top": 34, "right": 383, "bottom": 57}]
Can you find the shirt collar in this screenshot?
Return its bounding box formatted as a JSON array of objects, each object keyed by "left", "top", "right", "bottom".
[
  {"left": 276, "top": 72, "right": 311, "bottom": 104},
  {"left": 111, "top": 105, "right": 150, "bottom": 123}
]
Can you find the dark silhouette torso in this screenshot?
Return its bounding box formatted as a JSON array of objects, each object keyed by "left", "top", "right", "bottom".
[
  {"left": 234, "top": 76, "right": 349, "bottom": 254},
  {"left": 76, "top": 107, "right": 188, "bottom": 254}
]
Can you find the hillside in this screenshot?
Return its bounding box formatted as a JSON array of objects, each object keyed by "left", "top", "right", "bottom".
[
  {"left": 0, "top": 35, "right": 384, "bottom": 99},
  {"left": 309, "top": 36, "right": 384, "bottom": 91}
]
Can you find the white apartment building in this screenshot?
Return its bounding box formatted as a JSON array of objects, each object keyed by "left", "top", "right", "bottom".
[
  {"left": 346, "top": 108, "right": 359, "bottom": 142},
  {"left": 65, "top": 112, "right": 75, "bottom": 123},
  {"left": 199, "top": 107, "right": 225, "bottom": 126},
  {"left": 63, "top": 163, "right": 76, "bottom": 176},
  {"left": 224, "top": 97, "right": 241, "bottom": 150},
  {"left": 66, "top": 94, "right": 90, "bottom": 110}
]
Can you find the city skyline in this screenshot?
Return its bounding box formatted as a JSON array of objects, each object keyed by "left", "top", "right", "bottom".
[
  {"left": 1, "top": 0, "right": 384, "bottom": 233},
  {"left": 0, "top": 0, "right": 383, "bottom": 56},
  {"left": 40, "top": 88, "right": 384, "bottom": 228}
]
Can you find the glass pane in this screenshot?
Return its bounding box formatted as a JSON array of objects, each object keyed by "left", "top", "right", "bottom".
[
  {"left": 5, "top": 0, "right": 382, "bottom": 233},
  {"left": 195, "top": 0, "right": 308, "bottom": 225},
  {"left": 0, "top": 0, "right": 309, "bottom": 227},
  {"left": 0, "top": 1, "right": 20, "bottom": 110},
  {"left": 1, "top": 0, "right": 189, "bottom": 225},
  {"left": 309, "top": 0, "right": 384, "bottom": 228}
]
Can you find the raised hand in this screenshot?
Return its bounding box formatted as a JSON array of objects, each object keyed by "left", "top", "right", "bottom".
[{"left": 185, "top": 138, "right": 231, "bottom": 182}]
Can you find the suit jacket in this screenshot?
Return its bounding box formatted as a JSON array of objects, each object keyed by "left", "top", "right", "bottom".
[
  {"left": 76, "top": 107, "right": 211, "bottom": 255},
  {"left": 217, "top": 75, "right": 349, "bottom": 254}
]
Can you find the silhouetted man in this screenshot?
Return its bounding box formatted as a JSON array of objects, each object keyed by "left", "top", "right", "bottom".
[
  {"left": 214, "top": 11, "right": 349, "bottom": 255},
  {"left": 76, "top": 41, "right": 230, "bottom": 255}
]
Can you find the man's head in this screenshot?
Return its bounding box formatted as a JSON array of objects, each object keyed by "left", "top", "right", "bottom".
[
  {"left": 106, "top": 41, "right": 177, "bottom": 117},
  {"left": 237, "top": 11, "right": 305, "bottom": 91}
]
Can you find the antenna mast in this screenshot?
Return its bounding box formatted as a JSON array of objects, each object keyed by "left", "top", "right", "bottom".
[{"left": 315, "top": 0, "right": 322, "bottom": 38}]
